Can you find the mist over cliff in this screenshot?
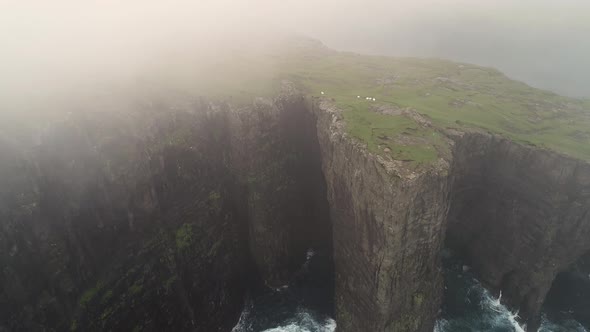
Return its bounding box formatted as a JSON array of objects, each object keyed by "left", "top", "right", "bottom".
[
  {"left": 1, "top": 2, "right": 589, "bottom": 332},
  {"left": 1, "top": 0, "right": 589, "bottom": 117},
  {"left": 299, "top": 0, "right": 590, "bottom": 98}
]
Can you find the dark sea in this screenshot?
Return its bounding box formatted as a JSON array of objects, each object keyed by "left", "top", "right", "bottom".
[{"left": 232, "top": 249, "right": 588, "bottom": 332}]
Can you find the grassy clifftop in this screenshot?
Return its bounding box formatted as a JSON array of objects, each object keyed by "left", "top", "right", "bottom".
[
  {"left": 190, "top": 39, "right": 589, "bottom": 163},
  {"left": 5, "top": 38, "right": 589, "bottom": 163},
  {"left": 276, "top": 47, "right": 590, "bottom": 163}
]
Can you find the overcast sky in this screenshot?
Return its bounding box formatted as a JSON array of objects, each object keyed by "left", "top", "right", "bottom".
[{"left": 1, "top": 0, "right": 589, "bottom": 110}]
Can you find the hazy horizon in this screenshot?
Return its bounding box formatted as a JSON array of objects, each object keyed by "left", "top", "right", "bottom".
[{"left": 1, "top": 0, "right": 589, "bottom": 113}]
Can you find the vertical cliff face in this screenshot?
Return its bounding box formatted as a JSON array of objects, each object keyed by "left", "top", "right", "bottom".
[
  {"left": 310, "top": 98, "right": 590, "bottom": 331},
  {"left": 2, "top": 87, "right": 589, "bottom": 332},
  {"left": 230, "top": 100, "right": 301, "bottom": 286},
  {"left": 311, "top": 100, "right": 452, "bottom": 332},
  {"left": 0, "top": 90, "right": 334, "bottom": 331},
  {"left": 229, "top": 92, "right": 332, "bottom": 287},
  {"left": 446, "top": 131, "right": 590, "bottom": 330},
  {"left": 0, "top": 105, "right": 251, "bottom": 331}
]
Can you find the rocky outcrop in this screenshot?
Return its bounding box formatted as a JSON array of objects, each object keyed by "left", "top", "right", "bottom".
[
  {"left": 311, "top": 99, "right": 452, "bottom": 332},
  {"left": 446, "top": 131, "right": 590, "bottom": 330}
]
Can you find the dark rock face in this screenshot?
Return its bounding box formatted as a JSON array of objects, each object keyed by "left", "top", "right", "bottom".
[
  {"left": 0, "top": 91, "right": 333, "bottom": 331},
  {"left": 446, "top": 131, "right": 590, "bottom": 330},
  {"left": 312, "top": 101, "right": 452, "bottom": 332},
  {"left": 544, "top": 251, "right": 590, "bottom": 329},
  {"left": 0, "top": 106, "right": 250, "bottom": 331},
  {"left": 229, "top": 95, "right": 332, "bottom": 287},
  {"left": 2, "top": 91, "right": 589, "bottom": 332},
  {"left": 311, "top": 101, "right": 590, "bottom": 332}
]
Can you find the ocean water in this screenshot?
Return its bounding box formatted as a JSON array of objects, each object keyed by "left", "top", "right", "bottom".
[
  {"left": 437, "top": 255, "right": 588, "bottom": 332},
  {"left": 232, "top": 303, "right": 336, "bottom": 332},
  {"left": 232, "top": 249, "right": 336, "bottom": 332},
  {"left": 232, "top": 249, "right": 587, "bottom": 332}
]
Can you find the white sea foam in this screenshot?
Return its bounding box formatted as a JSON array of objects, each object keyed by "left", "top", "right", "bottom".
[
  {"left": 434, "top": 274, "right": 587, "bottom": 332},
  {"left": 261, "top": 309, "right": 336, "bottom": 332},
  {"left": 231, "top": 247, "right": 335, "bottom": 332},
  {"left": 433, "top": 318, "right": 448, "bottom": 332},
  {"left": 481, "top": 287, "right": 526, "bottom": 332},
  {"left": 231, "top": 298, "right": 253, "bottom": 332}
]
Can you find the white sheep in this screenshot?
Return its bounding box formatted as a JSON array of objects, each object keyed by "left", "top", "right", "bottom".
[
  {"left": 357, "top": 96, "right": 360, "bottom": 99},
  {"left": 321, "top": 91, "right": 325, "bottom": 95},
  {"left": 372, "top": 98, "right": 376, "bottom": 101}
]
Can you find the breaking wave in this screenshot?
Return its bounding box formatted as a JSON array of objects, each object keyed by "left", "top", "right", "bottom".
[
  {"left": 232, "top": 248, "right": 334, "bottom": 332},
  {"left": 436, "top": 255, "right": 587, "bottom": 332},
  {"left": 234, "top": 246, "right": 587, "bottom": 332},
  {"left": 434, "top": 279, "right": 527, "bottom": 331},
  {"left": 232, "top": 305, "right": 335, "bottom": 332},
  {"left": 260, "top": 310, "right": 336, "bottom": 332},
  {"left": 231, "top": 298, "right": 254, "bottom": 332}
]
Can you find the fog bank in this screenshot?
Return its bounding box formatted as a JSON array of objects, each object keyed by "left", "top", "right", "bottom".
[{"left": 1, "top": 0, "right": 588, "bottom": 117}]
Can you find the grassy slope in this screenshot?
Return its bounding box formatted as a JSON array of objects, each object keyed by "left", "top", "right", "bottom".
[
  {"left": 276, "top": 48, "right": 590, "bottom": 162},
  {"left": 194, "top": 41, "right": 590, "bottom": 163}
]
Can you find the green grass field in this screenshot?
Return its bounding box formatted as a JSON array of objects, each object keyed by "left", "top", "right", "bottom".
[{"left": 275, "top": 48, "right": 590, "bottom": 162}]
